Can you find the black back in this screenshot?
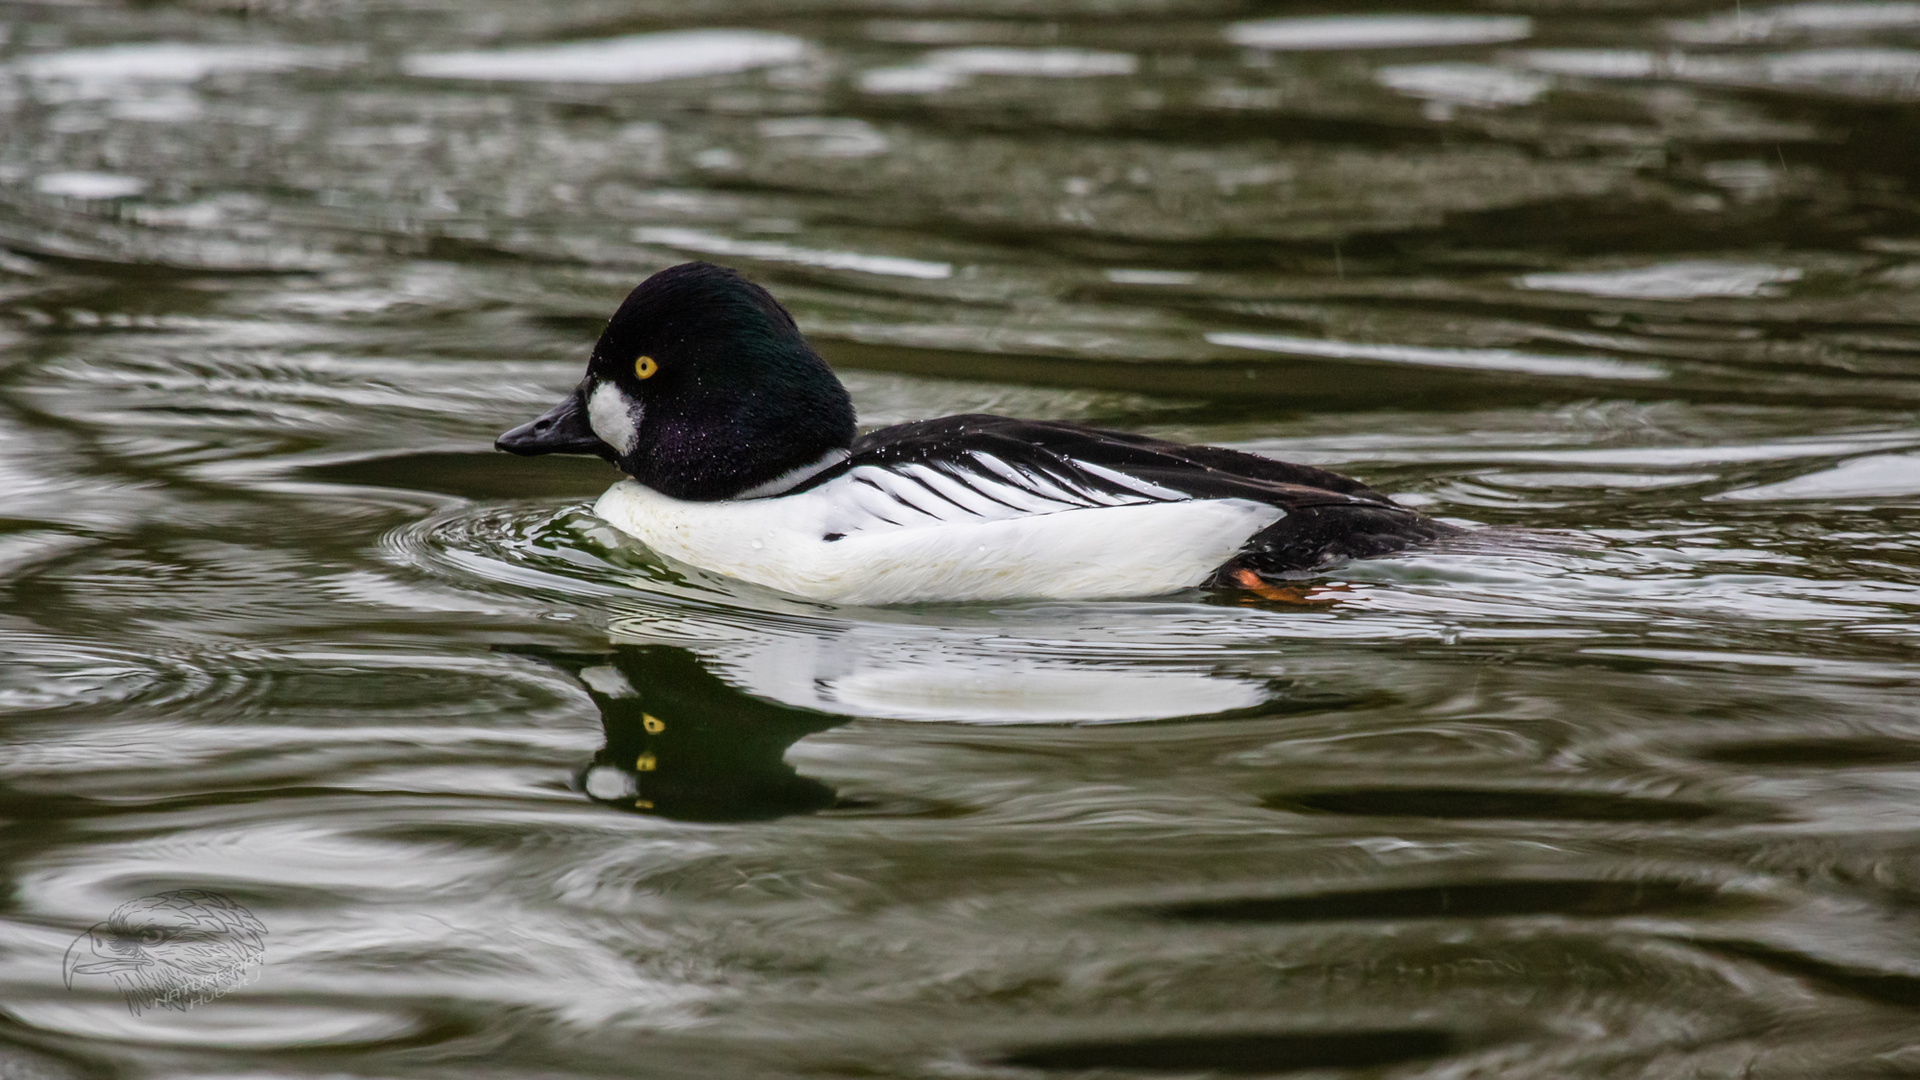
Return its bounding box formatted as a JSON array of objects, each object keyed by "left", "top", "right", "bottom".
[{"left": 844, "top": 415, "right": 1387, "bottom": 503}]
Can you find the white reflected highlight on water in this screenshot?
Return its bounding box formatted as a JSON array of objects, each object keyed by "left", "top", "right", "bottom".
[
  {"left": 109, "top": 91, "right": 203, "bottom": 123},
  {"left": 403, "top": 30, "right": 808, "bottom": 84},
  {"left": 1516, "top": 49, "right": 1660, "bottom": 79},
  {"left": 1227, "top": 15, "right": 1532, "bottom": 51},
  {"left": 861, "top": 47, "right": 1138, "bottom": 94},
  {"left": 1670, "top": 2, "right": 1920, "bottom": 44},
  {"left": 757, "top": 117, "right": 890, "bottom": 158},
  {"left": 1759, "top": 49, "right": 1920, "bottom": 98},
  {"left": 1712, "top": 452, "right": 1920, "bottom": 500},
  {"left": 1517, "top": 46, "right": 1920, "bottom": 100},
  {"left": 863, "top": 20, "right": 1043, "bottom": 44},
  {"left": 7, "top": 1001, "right": 416, "bottom": 1048},
  {"left": 1483, "top": 471, "right": 1719, "bottom": 490},
  {"left": 634, "top": 227, "right": 952, "bottom": 280},
  {"left": 1207, "top": 332, "right": 1667, "bottom": 381},
  {"left": 1580, "top": 647, "right": 1920, "bottom": 677},
  {"left": 1377, "top": 63, "right": 1549, "bottom": 109},
  {"left": 1244, "top": 434, "right": 1920, "bottom": 468},
  {"left": 1104, "top": 269, "right": 1200, "bottom": 285},
  {"left": 34, "top": 172, "right": 146, "bottom": 199},
  {"left": 9, "top": 43, "right": 352, "bottom": 90},
  {"left": 1518, "top": 261, "right": 1802, "bottom": 300},
  {"left": 0, "top": 721, "right": 585, "bottom": 776}
]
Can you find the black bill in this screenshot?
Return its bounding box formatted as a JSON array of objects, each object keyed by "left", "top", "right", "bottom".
[{"left": 496, "top": 388, "right": 606, "bottom": 457}]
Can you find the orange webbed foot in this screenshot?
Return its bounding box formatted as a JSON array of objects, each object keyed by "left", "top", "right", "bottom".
[{"left": 1227, "top": 568, "right": 1350, "bottom": 606}]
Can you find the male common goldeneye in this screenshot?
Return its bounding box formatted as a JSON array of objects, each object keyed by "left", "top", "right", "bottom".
[{"left": 497, "top": 262, "right": 1450, "bottom": 605}]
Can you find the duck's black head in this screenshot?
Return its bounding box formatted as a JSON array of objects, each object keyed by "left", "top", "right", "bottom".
[{"left": 496, "top": 262, "right": 856, "bottom": 501}]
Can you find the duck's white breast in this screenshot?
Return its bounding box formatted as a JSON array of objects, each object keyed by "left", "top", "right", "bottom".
[{"left": 592, "top": 475, "right": 1283, "bottom": 605}]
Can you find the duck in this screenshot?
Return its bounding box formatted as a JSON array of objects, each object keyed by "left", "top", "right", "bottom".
[{"left": 497, "top": 261, "right": 1452, "bottom": 605}]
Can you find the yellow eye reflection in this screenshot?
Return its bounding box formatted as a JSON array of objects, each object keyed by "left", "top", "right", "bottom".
[{"left": 635, "top": 356, "right": 658, "bottom": 379}]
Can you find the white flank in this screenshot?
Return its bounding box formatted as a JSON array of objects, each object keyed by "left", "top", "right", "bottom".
[
  {"left": 586, "top": 383, "right": 638, "bottom": 455},
  {"left": 593, "top": 476, "right": 1284, "bottom": 605}
]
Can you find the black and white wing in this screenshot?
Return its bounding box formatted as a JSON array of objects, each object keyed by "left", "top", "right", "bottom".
[{"left": 795, "top": 415, "right": 1450, "bottom": 574}]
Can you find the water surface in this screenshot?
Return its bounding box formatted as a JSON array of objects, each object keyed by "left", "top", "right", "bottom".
[{"left": 3, "top": 1, "right": 1920, "bottom": 1076}]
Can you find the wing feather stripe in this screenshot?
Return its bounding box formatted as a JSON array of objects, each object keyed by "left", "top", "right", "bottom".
[
  {"left": 965, "top": 452, "right": 1088, "bottom": 508},
  {"left": 892, "top": 465, "right": 977, "bottom": 517},
  {"left": 1067, "top": 459, "right": 1188, "bottom": 502},
  {"left": 856, "top": 467, "right": 953, "bottom": 520},
  {"left": 900, "top": 463, "right": 1020, "bottom": 518},
  {"left": 1015, "top": 461, "right": 1113, "bottom": 506},
  {"left": 925, "top": 460, "right": 1030, "bottom": 513},
  {"left": 847, "top": 474, "right": 908, "bottom": 526}
]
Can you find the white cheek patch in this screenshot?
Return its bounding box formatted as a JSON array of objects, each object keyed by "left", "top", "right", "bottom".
[
  {"left": 588, "top": 382, "right": 641, "bottom": 456},
  {"left": 577, "top": 665, "right": 636, "bottom": 697}
]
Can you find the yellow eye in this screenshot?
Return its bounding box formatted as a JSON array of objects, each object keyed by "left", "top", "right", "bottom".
[{"left": 634, "top": 356, "right": 658, "bottom": 379}]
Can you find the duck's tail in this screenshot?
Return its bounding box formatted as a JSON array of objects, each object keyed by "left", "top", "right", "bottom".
[{"left": 1206, "top": 503, "right": 1460, "bottom": 586}]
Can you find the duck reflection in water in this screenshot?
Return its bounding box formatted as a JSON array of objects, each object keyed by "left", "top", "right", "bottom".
[
  {"left": 545, "top": 645, "right": 844, "bottom": 822},
  {"left": 534, "top": 606, "right": 1295, "bottom": 822}
]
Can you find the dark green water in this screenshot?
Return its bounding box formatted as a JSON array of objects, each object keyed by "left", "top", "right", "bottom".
[{"left": 4, "top": 1, "right": 1920, "bottom": 1076}]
